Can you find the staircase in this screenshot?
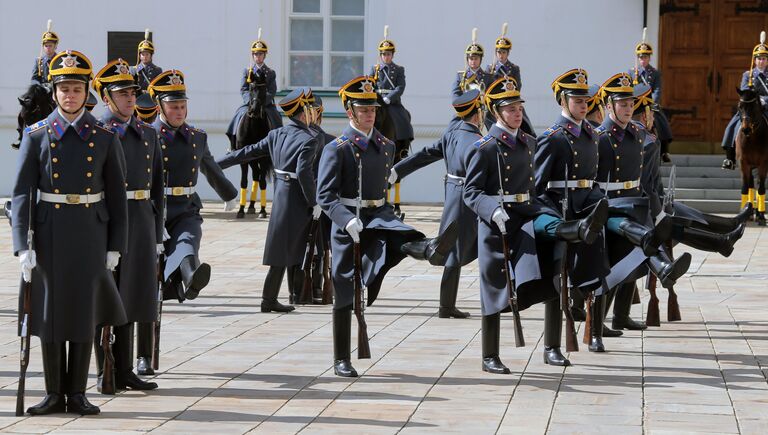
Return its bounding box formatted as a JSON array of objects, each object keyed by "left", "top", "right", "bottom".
[{"left": 660, "top": 154, "right": 744, "bottom": 214}]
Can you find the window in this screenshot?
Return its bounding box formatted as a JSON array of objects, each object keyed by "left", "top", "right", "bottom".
[
  {"left": 287, "top": 0, "right": 365, "bottom": 89},
  {"left": 107, "top": 31, "right": 151, "bottom": 65}
]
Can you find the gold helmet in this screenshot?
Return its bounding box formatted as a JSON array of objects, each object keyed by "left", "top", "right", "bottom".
[
  {"left": 378, "top": 25, "right": 396, "bottom": 53},
  {"left": 635, "top": 27, "right": 653, "bottom": 56},
  {"left": 551, "top": 68, "right": 589, "bottom": 104},
  {"left": 41, "top": 19, "right": 59, "bottom": 45},
  {"left": 749, "top": 31, "right": 768, "bottom": 87},
  {"left": 339, "top": 75, "right": 379, "bottom": 109},
  {"left": 465, "top": 28, "right": 484, "bottom": 57},
  {"left": 136, "top": 29, "right": 155, "bottom": 66},
  {"left": 251, "top": 28, "right": 268, "bottom": 53},
  {"left": 495, "top": 22, "right": 511, "bottom": 51},
  {"left": 48, "top": 50, "right": 93, "bottom": 84}
]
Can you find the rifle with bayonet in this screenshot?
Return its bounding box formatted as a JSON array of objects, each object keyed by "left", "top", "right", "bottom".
[
  {"left": 561, "top": 166, "right": 578, "bottom": 352},
  {"left": 496, "top": 154, "right": 524, "bottom": 347},
  {"left": 664, "top": 165, "right": 681, "bottom": 322},
  {"left": 354, "top": 156, "right": 371, "bottom": 359},
  {"left": 152, "top": 171, "right": 169, "bottom": 371},
  {"left": 300, "top": 216, "right": 320, "bottom": 304},
  {"left": 16, "top": 188, "right": 33, "bottom": 416}
]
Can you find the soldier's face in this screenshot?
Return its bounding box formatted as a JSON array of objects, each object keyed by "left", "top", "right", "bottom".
[
  {"left": 467, "top": 55, "right": 482, "bottom": 70},
  {"left": 496, "top": 50, "right": 508, "bottom": 63},
  {"left": 43, "top": 42, "right": 56, "bottom": 56},
  {"left": 55, "top": 81, "right": 87, "bottom": 113},
  {"left": 611, "top": 98, "right": 634, "bottom": 125},
  {"left": 565, "top": 96, "right": 588, "bottom": 121},
  {"left": 756, "top": 56, "right": 768, "bottom": 71},
  {"left": 161, "top": 100, "right": 187, "bottom": 127},
  {"left": 252, "top": 52, "right": 266, "bottom": 65},
  {"left": 497, "top": 102, "right": 524, "bottom": 129},
  {"left": 380, "top": 52, "right": 394, "bottom": 64},
  {"left": 140, "top": 51, "right": 153, "bottom": 64},
  {"left": 107, "top": 88, "right": 137, "bottom": 119},
  {"left": 638, "top": 54, "right": 650, "bottom": 68},
  {"left": 349, "top": 105, "right": 376, "bottom": 131}
]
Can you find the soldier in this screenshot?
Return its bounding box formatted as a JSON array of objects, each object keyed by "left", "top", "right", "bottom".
[
  {"left": 217, "top": 88, "right": 319, "bottom": 312},
  {"left": 148, "top": 70, "right": 239, "bottom": 303},
  {"left": 317, "top": 76, "right": 459, "bottom": 377},
  {"left": 585, "top": 84, "right": 604, "bottom": 128},
  {"left": 12, "top": 50, "right": 128, "bottom": 415},
  {"left": 133, "top": 29, "right": 162, "bottom": 92},
  {"left": 463, "top": 76, "right": 610, "bottom": 372},
  {"left": 370, "top": 25, "right": 414, "bottom": 216},
  {"left": 722, "top": 31, "right": 768, "bottom": 170},
  {"left": 629, "top": 28, "right": 673, "bottom": 162},
  {"left": 389, "top": 90, "right": 485, "bottom": 319},
  {"left": 452, "top": 28, "right": 495, "bottom": 130},
  {"left": 92, "top": 59, "right": 162, "bottom": 389},
  {"left": 31, "top": 20, "right": 58, "bottom": 87}
]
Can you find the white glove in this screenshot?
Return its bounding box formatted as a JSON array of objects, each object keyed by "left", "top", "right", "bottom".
[
  {"left": 106, "top": 251, "right": 121, "bottom": 271},
  {"left": 156, "top": 244, "right": 165, "bottom": 255},
  {"left": 312, "top": 205, "right": 322, "bottom": 219},
  {"left": 345, "top": 217, "right": 364, "bottom": 243},
  {"left": 388, "top": 168, "right": 398, "bottom": 184},
  {"left": 492, "top": 207, "right": 510, "bottom": 233},
  {"left": 224, "top": 198, "right": 239, "bottom": 212},
  {"left": 383, "top": 96, "right": 391, "bottom": 105},
  {"left": 19, "top": 250, "right": 36, "bottom": 283},
  {"left": 163, "top": 228, "right": 170, "bottom": 242}
]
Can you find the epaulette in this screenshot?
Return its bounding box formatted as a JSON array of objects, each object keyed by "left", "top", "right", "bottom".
[
  {"left": 136, "top": 119, "right": 149, "bottom": 127},
  {"left": 542, "top": 125, "right": 562, "bottom": 137},
  {"left": 594, "top": 126, "right": 607, "bottom": 135},
  {"left": 189, "top": 125, "right": 206, "bottom": 134},
  {"left": 94, "top": 121, "right": 114, "bottom": 133},
  {"left": 335, "top": 135, "right": 350, "bottom": 147},
  {"left": 473, "top": 134, "right": 494, "bottom": 148},
  {"left": 24, "top": 119, "right": 48, "bottom": 134}
]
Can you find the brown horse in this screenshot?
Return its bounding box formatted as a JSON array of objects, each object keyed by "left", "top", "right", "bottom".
[{"left": 735, "top": 87, "right": 768, "bottom": 226}]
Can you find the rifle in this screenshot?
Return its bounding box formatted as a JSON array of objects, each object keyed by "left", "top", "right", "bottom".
[
  {"left": 646, "top": 274, "right": 661, "bottom": 327},
  {"left": 152, "top": 171, "right": 169, "bottom": 371},
  {"left": 582, "top": 291, "right": 593, "bottom": 345},
  {"left": 663, "top": 165, "right": 681, "bottom": 322},
  {"left": 354, "top": 156, "right": 371, "bottom": 359},
  {"left": 320, "top": 222, "right": 334, "bottom": 305},
  {"left": 100, "top": 325, "right": 116, "bottom": 394},
  {"left": 16, "top": 188, "right": 33, "bottom": 416},
  {"left": 561, "top": 166, "right": 578, "bottom": 352},
  {"left": 300, "top": 217, "right": 320, "bottom": 304},
  {"left": 496, "top": 154, "right": 524, "bottom": 347}
]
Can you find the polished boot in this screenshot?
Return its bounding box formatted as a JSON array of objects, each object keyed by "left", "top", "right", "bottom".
[
  {"left": 27, "top": 342, "right": 66, "bottom": 415},
  {"left": 311, "top": 255, "right": 323, "bottom": 304},
  {"left": 438, "top": 266, "right": 470, "bottom": 318},
  {"left": 570, "top": 289, "right": 586, "bottom": 321},
  {"left": 722, "top": 146, "right": 736, "bottom": 170},
  {"left": 601, "top": 288, "right": 624, "bottom": 337},
  {"left": 647, "top": 250, "right": 692, "bottom": 289},
  {"left": 400, "top": 221, "right": 459, "bottom": 266},
  {"left": 602, "top": 324, "right": 624, "bottom": 337},
  {"left": 333, "top": 308, "right": 358, "bottom": 377},
  {"left": 180, "top": 255, "right": 211, "bottom": 300},
  {"left": 612, "top": 283, "right": 647, "bottom": 331},
  {"left": 617, "top": 216, "right": 673, "bottom": 256},
  {"left": 66, "top": 342, "right": 100, "bottom": 415},
  {"left": 589, "top": 295, "right": 606, "bottom": 352},
  {"left": 136, "top": 322, "right": 155, "bottom": 375},
  {"left": 260, "top": 266, "right": 295, "bottom": 313},
  {"left": 680, "top": 224, "right": 745, "bottom": 257},
  {"left": 114, "top": 324, "right": 157, "bottom": 391},
  {"left": 542, "top": 299, "right": 570, "bottom": 366},
  {"left": 555, "top": 198, "right": 609, "bottom": 244},
  {"left": 481, "top": 313, "right": 510, "bottom": 374}
]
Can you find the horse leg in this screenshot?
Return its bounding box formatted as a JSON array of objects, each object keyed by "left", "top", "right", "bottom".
[
  {"left": 757, "top": 166, "right": 767, "bottom": 226},
  {"left": 247, "top": 160, "right": 258, "bottom": 214},
  {"left": 257, "top": 161, "right": 268, "bottom": 218},
  {"left": 237, "top": 164, "right": 248, "bottom": 218}
]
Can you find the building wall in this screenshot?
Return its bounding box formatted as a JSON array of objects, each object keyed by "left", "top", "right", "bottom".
[{"left": 0, "top": 0, "right": 659, "bottom": 201}]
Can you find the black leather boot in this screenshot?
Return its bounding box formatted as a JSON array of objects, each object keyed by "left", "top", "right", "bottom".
[
  {"left": 482, "top": 313, "right": 510, "bottom": 374},
  {"left": 93, "top": 327, "right": 114, "bottom": 395},
  {"left": 400, "top": 221, "right": 458, "bottom": 266},
  {"left": 612, "top": 283, "right": 647, "bottom": 331},
  {"left": 617, "top": 216, "right": 673, "bottom": 256},
  {"left": 692, "top": 204, "right": 752, "bottom": 233},
  {"left": 136, "top": 322, "right": 155, "bottom": 375},
  {"left": 589, "top": 295, "right": 606, "bottom": 352},
  {"left": 570, "top": 288, "right": 586, "bottom": 321},
  {"left": 648, "top": 250, "right": 692, "bottom": 289},
  {"left": 261, "top": 266, "right": 295, "bottom": 313},
  {"left": 66, "top": 342, "right": 100, "bottom": 415},
  {"left": 680, "top": 224, "right": 745, "bottom": 257},
  {"left": 180, "top": 255, "right": 211, "bottom": 300},
  {"left": 333, "top": 307, "right": 358, "bottom": 377},
  {"left": 555, "top": 198, "right": 609, "bottom": 244},
  {"left": 114, "top": 324, "right": 157, "bottom": 391},
  {"left": 722, "top": 146, "right": 736, "bottom": 170},
  {"left": 438, "top": 266, "right": 470, "bottom": 318},
  {"left": 601, "top": 288, "right": 623, "bottom": 337},
  {"left": 543, "top": 299, "right": 570, "bottom": 366},
  {"left": 27, "top": 342, "right": 66, "bottom": 415},
  {"left": 312, "top": 255, "right": 323, "bottom": 304}
]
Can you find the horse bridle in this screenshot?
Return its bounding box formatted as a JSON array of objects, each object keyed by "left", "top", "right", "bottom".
[{"left": 738, "top": 96, "right": 766, "bottom": 135}]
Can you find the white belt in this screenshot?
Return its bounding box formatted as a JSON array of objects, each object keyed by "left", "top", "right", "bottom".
[
  {"left": 598, "top": 179, "right": 640, "bottom": 191},
  {"left": 39, "top": 191, "right": 104, "bottom": 205},
  {"left": 127, "top": 190, "right": 150, "bottom": 200},
  {"left": 547, "top": 179, "right": 595, "bottom": 189},
  {"left": 379, "top": 89, "right": 392, "bottom": 95},
  {"left": 165, "top": 186, "right": 196, "bottom": 196},
  {"left": 274, "top": 168, "right": 298, "bottom": 180},
  {"left": 340, "top": 197, "right": 386, "bottom": 208},
  {"left": 445, "top": 173, "right": 466, "bottom": 185},
  {"left": 492, "top": 193, "right": 530, "bottom": 203}
]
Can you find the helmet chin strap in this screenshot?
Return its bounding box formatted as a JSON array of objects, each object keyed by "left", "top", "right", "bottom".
[
  {"left": 157, "top": 100, "right": 182, "bottom": 128},
  {"left": 105, "top": 90, "right": 133, "bottom": 120},
  {"left": 491, "top": 104, "right": 514, "bottom": 131}
]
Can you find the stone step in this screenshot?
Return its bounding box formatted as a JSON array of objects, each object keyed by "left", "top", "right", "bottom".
[
  {"left": 671, "top": 188, "right": 742, "bottom": 201},
  {"left": 674, "top": 198, "right": 744, "bottom": 214},
  {"left": 659, "top": 166, "right": 740, "bottom": 179},
  {"left": 665, "top": 154, "right": 725, "bottom": 167},
  {"left": 665, "top": 177, "right": 743, "bottom": 189}
]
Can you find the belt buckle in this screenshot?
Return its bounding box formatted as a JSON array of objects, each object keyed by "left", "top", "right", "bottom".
[
  {"left": 623, "top": 180, "right": 633, "bottom": 189},
  {"left": 134, "top": 190, "right": 146, "bottom": 200},
  {"left": 515, "top": 193, "right": 525, "bottom": 202},
  {"left": 172, "top": 187, "right": 184, "bottom": 196},
  {"left": 65, "top": 194, "right": 80, "bottom": 204},
  {"left": 364, "top": 200, "right": 377, "bottom": 208},
  {"left": 577, "top": 179, "right": 590, "bottom": 188}
]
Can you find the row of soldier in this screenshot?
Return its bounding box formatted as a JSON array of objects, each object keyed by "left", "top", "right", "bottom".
[{"left": 10, "top": 22, "right": 755, "bottom": 416}]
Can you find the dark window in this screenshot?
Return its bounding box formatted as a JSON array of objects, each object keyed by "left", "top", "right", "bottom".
[{"left": 107, "top": 31, "right": 151, "bottom": 65}]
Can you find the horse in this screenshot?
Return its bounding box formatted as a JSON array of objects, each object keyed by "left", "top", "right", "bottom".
[
  {"left": 735, "top": 87, "right": 768, "bottom": 226},
  {"left": 12, "top": 83, "right": 55, "bottom": 149},
  {"left": 230, "top": 74, "right": 275, "bottom": 219},
  {"left": 374, "top": 93, "right": 411, "bottom": 219}
]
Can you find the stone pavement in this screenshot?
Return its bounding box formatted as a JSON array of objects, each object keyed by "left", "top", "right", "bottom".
[{"left": 0, "top": 204, "right": 766, "bottom": 434}]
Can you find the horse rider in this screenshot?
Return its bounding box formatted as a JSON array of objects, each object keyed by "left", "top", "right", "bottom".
[
  {"left": 147, "top": 70, "right": 239, "bottom": 303},
  {"left": 629, "top": 28, "right": 673, "bottom": 162},
  {"left": 13, "top": 50, "right": 129, "bottom": 415},
  {"left": 722, "top": 31, "right": 768, "bottom": 170},
  {"left": 487, "top": 23, "right": 535, "bottom": 136},
  {"left": 317, "top": 76, "right": 459, "bottom": 377},
  {"left": 31, "top": 20, "right": 58, "bottom": 89},
  {"left": 370, "top": 25, "right": 414, "bottom": 217},
  {"left": 463, "top": 76, "right": 610, "bottom": 372},
  {"left": 218, "top": 88, "right": 320, "bottom": 313},
  {"left": 453, "top": 28, "right": 495, "bottom": 130},
  {"left": 132, "top": 30, "right": 162, "bottom": 92},
  {"left": 92, "top": 59, "right": 163, "bottom": 389},
  {"left": 389, "top": 90, "right": 485, "bottom": 319}
]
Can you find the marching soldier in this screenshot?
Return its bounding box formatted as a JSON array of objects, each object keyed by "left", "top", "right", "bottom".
[
  {"left": 317, "top": 76, "right": 459, "bottom": 377},
  {"left": 585, "top": 84, "right": 604, "bottom": 128},
  {"left": 148, "top": 70, "right": 239, "bottom": 303},
  {"left": 133, "top": 30, "right": 162, "bottom": 92},
  {"left": 31, "top": 20, "right": 58, "bottom": 87},
  {"left": 389, "top": 89, "right": 485, "bottom": 319},
  {"left": 722, "top": 31, "right": 768, "bottom": 170},
  {"left": 370, "top": 25, "right": 414, "bottom": 216},
  {"left": 463, "top": 76, "right": 610, "bottom": 372},
  {"left": 452, "top": 28, "right": 495, "bottom": 130},
  {"left": 217, "top": 88, "right": 319, "bottom": 312},
  {"left": 13, "top": 50, "right": 128, "bottom": 415},
  {"left": 92, "top": 59, "right": 162, "bottom": 389}
]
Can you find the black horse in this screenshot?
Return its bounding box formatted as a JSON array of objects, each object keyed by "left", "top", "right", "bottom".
[
  {"left": 374, "top": 94, "right": 411, "bottom": 219},
  {"left": 228, "top": 74, "right": 275, "bottom": 218},
  {"left": 12, "top": 83, "right": 55, "bottom": 149},
  {"left": 735, "top": 87, "right": 768, "bottom": 225}
]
